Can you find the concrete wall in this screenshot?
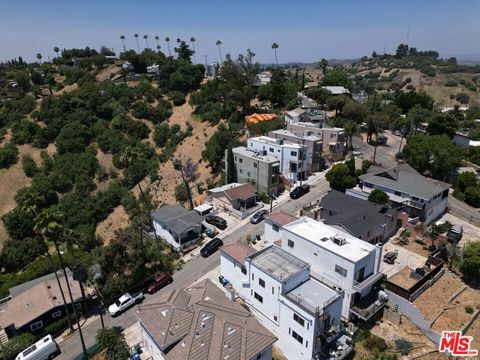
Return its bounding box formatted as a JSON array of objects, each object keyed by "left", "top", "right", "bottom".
[
  {"left": 220, "top": 253, "right": 248, "bottom": 299},
  {"left": 141, "top": 323, "right": 166, "bottom": 360}
]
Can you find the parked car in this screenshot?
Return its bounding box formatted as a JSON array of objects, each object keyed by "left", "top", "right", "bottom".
[
  {"left": 205, "top": 215, "right": 228, "bottom": 230},
  {"left": 108, "top": 292, "right": 144, "bottom": 316},
  {"left": 250, "top": 209, "right": 269, "bottom": 224},
  {"left": 205, "top": 227, "right": 216, "bottom": 238},
  {"left": 290, "top": 184, "right": 310, "bottom": 199},
  {"left": 447, "top": 224, "right": 463, "bottom": 243},
  {"left": 16, "top": 334, "right": 60, "bottom": 360},
  {"left": 200, "top": 237, "right": 224, "bottom": 257},
  {"left": 377, "top": 135, "right": 388, "bottom": 145},
  {"left": 145, "top": 272, "right": 173, "bottom": 294},
  {"left": 383, "top": 250, "right": 398, "bottom": 264}
]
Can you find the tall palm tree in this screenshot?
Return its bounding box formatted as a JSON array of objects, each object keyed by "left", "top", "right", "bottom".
[
  {"left": 154, "top": 35, "right": 160, "bottom": 49},
  {"left": 143, "top": 35, "right": 149, "bottom": 49},
  {"left": 134, "top": 34, "right": 140, "bottom": 53},
  {"left": 156, "top": 45, "right": 161, "bottom": 51},
  {"left": 34, "top": 210, "right": 87, "bottom": 356},
  {"left": 53, "top": 47, "right": 60, "bottom": 58},
  {"left": 36, "top": 53, "right": 42, "bottom": 64},
  {"left": 120, "top": 35, "right": 126, "bottom": 51},
  {"left": 190, "top": 37, "right": 196, "bottom": 64},
  {"left": 216, "top": 40, "right": 223, "bottom": 63},
  {"left": 271, "top": 43, "right": 279, "bottom": 67},
  {"left": 165, "top": 37, "right": 171, "bottom": 57}
]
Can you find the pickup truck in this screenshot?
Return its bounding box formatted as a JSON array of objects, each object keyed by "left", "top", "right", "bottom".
[{"left": 108, "top": 292, "right": 144, "bottom": 316}]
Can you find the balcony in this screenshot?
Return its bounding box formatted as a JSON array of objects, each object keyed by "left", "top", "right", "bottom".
[
  {"left": 352, "top": 272, "right": 385, "bottom": 294},
  {"left": 350, "top": 291, "right": 385, "bottom": 321}
]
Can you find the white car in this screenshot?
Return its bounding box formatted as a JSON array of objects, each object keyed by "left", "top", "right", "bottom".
[
  {"left": 108, "top": 292, "right": 144, "bottom": 316},
  {"left": 16, "top": 334, "right": 59, "bottom": 360}
]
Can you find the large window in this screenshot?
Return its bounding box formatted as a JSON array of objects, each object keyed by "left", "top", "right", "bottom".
[
  {"left": 259, "top": 278, "right": 265, "bottom": 288},
  {"left": 30, "top": 320, "right": 43, "bottom": 331},
  {"left": 291, "top": 329, "right": 303, "bottom": 344},
  {"left": 272, "top": 224, "right": 279, "bottom": 232},
  {"left": 52, "top": 310, "right": 62, "bottom": 318},
  {"left": 291, "top": 151, "right": 297, "bottom": 157},
  {"left": 293, "top": 313, "right": 305, "bottom": 327},
  {"left": 254, "top": 292, "right": 263, "bottom": 303},
  {"left": 335, "top": 264, "right": 347, "bottom": 277}
]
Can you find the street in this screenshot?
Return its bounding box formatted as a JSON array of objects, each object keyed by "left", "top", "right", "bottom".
[
  {"left": 352, "top": 131, "right": 401, "bottom": 169},
  {"left": 57, "top": 173, "right": 331, "bottom": 359}
]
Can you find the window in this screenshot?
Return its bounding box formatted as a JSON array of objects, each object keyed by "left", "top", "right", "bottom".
[
  {"left": 335, "top": 265, "right": 347, "bottom": 277},
  {"left": 30, "top": 320, "right": 43, "bottom": 331},
  {"left": 254, "top": 292, "right": 263, "bottom": 303},
  {"left": 252, "top": 273, "right": 255, "bottom": 280},
  {"left": 269, "top": 147, "right": 274, "bottom": 153},
  {"left": 241, "top": 266, "right": 247, "bottom": 275},
  {"left": 239, "top": 169, "right": 243, "bottom": 174},
  {"left": 291, "top": 330, "right": 303, "bottom": 344},
  {"left": 259, "top": 278, "right": 265, "bottom": 288},
  {"left": 247, "top": 172, "right": 251, "bottom": 177},
  {"left": 395, "top": 191, "right": 401, "bottom": 196},
  {"left": 330, "top": 133, "right": 336, "bottom": 138},
  {"left": 291, "top": 151, "right": 297, "bottom": 157},
  {"left": 254, "top": 163, "right": 258, "bottom": 168},
  {"left": 288, "top": 239, "right": 294, "bottom": 248},
  {"left": 52, "top": 310, "right": 62, "bottom": 318},
  {"left": 272, "top": 287, "right": 275, "bottom": 295},
  {"left": 274, "top": 315, "right": 278, "bottom": 322},
  {"left": 272, "top": 224, "right": 279, "bottom": 232},
  {"left": 239, "top": 158, "right": 243, "bottom": 163},
  {"left": 293, "top": 313, "right": 305, "bottom": 327}
]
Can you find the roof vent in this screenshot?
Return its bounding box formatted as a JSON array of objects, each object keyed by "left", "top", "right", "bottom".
[{"left": 332, "top": 237, "right": 346, "bottom": 246}]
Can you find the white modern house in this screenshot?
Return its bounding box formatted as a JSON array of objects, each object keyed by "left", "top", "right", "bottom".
[
  {"left": 247, "top": 136, "right": 308, "bottom": 183},
  {"left": 268, "top": 217, "right": 385, "bottom": 322},
  {"left": 220, "top": 243, "right": 348, "bottom": 360},
  {"left": 358, "top": 164, "right": 451, "bottom": 224}
]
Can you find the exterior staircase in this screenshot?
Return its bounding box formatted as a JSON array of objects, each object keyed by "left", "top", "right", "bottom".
[{"left": 0, "top": 327, "right": 8, "bottom": 346}]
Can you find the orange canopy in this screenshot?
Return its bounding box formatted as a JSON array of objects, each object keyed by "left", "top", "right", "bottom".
[{"left": 245, "top": 113, "right": 278, "bottom": 126}]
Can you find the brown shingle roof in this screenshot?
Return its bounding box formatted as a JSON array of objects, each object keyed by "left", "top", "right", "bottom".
[
  {"left": 136, "top": 280, "right": 276, "bottom": 360},
  {"left": 267, "top": 211, "right": 297, "bottom": 226},
  {"left": 0, "top": 273, "right": 90, "bottom": 329},
  {"left": 220, "top": 242, "right": 256, "bottom": 266},
  {"left": 224, "top": 183, "right": 257, "bottom": 201}
]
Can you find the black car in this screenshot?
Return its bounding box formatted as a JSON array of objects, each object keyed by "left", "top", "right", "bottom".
[
  {"left": 290, "top": 184, "right": 310, "bottom": 199},
  {"left": 205, "top": 215, "right": 228, "bottom": 230},
  {"left": 200, "top": 237, "right": 224, "bottom": 257},
  {"left": 250, "top": 209, "right": 269, "bottom": 224}
]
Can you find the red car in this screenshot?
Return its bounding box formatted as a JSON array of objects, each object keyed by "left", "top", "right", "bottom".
[{"left": 145, "top": 273, "right": 173, "bottom": 294}]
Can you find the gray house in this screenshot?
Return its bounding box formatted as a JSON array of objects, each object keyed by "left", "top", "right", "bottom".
[
  {"left": 228, "top": 147, "right": 281, "bottom": 195},
  {"left": 151, "top": 205, "right": 202, "bottom": 250},
  {"left": 319, "top": 190, "right": 400, "bottom": 244}
]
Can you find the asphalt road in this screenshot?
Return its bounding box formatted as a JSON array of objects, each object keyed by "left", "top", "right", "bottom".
[
  {"left": 57, "top": 175, "right": 331, "bottom": 359},
  {"left": 352, "top": 131, "right": 401, "bottom": 169}
]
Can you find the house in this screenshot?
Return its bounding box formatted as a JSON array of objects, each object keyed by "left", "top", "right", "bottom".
[
  {"left": 268, "top": 129, "right": 324, "bottom": 173},
  {"left": 0, "top": 270, "right": 92, "bottom": 339},
  {"left": 254, "top": 71, "right": 272, "bottom": 86},
  {"left": 220, "top": 245, "right": 351, "bottom": 360},
  {"left": 358, "top": 164, "right": 451, "bottom": 224},
  {"left": 297, "top": 93, "right": 327, "bottom": 125},
  {"left": 452, "top": 133, "right": 480, "bottom": 148},
  {"left": 136, "top": 279, "right": 277, "bottom": 360},
  {"left": 105, "top": 55, "right": 119, "bottom": 63},
  {"left": 264, "top": 211, "right": 297, "bottom": 246},
  {"left": 319, "top": 190, "right": 400, "bottom": 244},
  {"left": 146, "top": 64, "right": 159, "bottom": 76},
  {"left": 321, "top": 86, "right": 349, "bottom": 95},
  {"left": 228, "top": 147, "right": 281, "bottom": 195},
  {"left": 247, "top": 136, "right": 308, "bottom": 183},
  {"left": 267, "top": 216, "right": 384, "bottom": 321},
  {"left": 285, "top": 108, "right": 307, "bottom": 123},
  {"left": 208, "top": 183, "right": 259, "bottom": 219},
  {"left": 151, "top": 205, "right": 202, "bottom": 250},
  {"left": 286, "top": 122, "right": 345, "bottom": 161}
]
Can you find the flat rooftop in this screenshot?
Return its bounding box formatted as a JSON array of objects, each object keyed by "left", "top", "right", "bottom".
[
  {"left": 285, "top": 278, "right": 338, "bottom": 311},
  {"left": 250, "top": 136, "right": 304, "bottom": 149},
  {"left": 283, "top": 217, "right": 376, "bottom": 262},
  {"left": 269, "top": 129, "right": 321, "bottom": 142},
  {"left": 232, "top": 146, "right": 279, "bottom": 163},
  {"left": 294, "top": 122, "right": 345, "bottom": 132},
  {"left": 249, "top": 246, "right": 309, "bottom": 282}
]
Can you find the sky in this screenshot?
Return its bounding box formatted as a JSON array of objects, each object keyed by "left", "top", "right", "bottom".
[{"left": 1, "top": 0, "right": 479, "bottom": 64}]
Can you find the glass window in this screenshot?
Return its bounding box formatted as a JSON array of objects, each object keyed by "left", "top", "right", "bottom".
[
  {"left": 272, "top": 224, "right": 279, "bottom": 232},
  {"left": 254, "top": 163, "right": 258, "bottom": 168},
  {"left": 254, "top": 292, "right": 263, "bottom": 303},
  {"left": 269, "top": 147, "right": 274, "bottom": 153},
  {"left": 291, "top": 151, "right": 297, "bottom": 157},
  {"left": 239, "top": 158, "right": 243, "bottom": 163},
  {"left": 292, "top": 330, "right": 303, "bottom": 344},
  {"left": 259, "top": 278, "right": 265, "bottom": 288},
  {"left": 241, "top": 266, "right": 247, "bottom": 275},
  {"left": 52, "top": 310, "right": 62, "bottom": 318},
  {"left": 335, "top": 265, "right": 347, "bottom": 277},
  {"left": 30, "top": 320, "right": 43, "bottom": 331},
  {"left": 288, "top": 239, "right": 294, "bottom": 248},
  {"left": 293, "top": 313, "right": 305, "bottom": 327}
]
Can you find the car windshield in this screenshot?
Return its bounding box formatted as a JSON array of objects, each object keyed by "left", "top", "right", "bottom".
[{"left": 115, "top": 300, "right": 121, "bottom": 306}]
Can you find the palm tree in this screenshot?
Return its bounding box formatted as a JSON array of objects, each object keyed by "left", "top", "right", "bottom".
[
  {"left": 156, "top": 45, "right": 161, "bottom": 51},
  {"left": 134, "top": 33, "right": 140, "bottom": 53},
  {"left": 36, "top": 53, "right": 42, "bottom": 64},
  {"left": 271, "top": 43, "right": 279, "bottom": 67},
  {"left": 165, "top": 37, "right": 171, "bottom": 57},
  {"left": 53, "top": 47, "right": 60, "bottom": 58},
  {"left": 154, "top": 35, "right": 160, "bottom": 49},
  {"left": 120, "top": 35, "right": 126, "bottom": 51},
  {"left": 320, "top": 58, "right": 329, "bottom": 75},
  {"left": 143, "top": 35, "right": 149, "bottom": 49},
  {"left": 190, "top": 37, "right": 196, "bottom": 64},
  {"left": 34, "top": 209, "right": 87, "bottom": 356},
  {"left": 19, "top": 191, "right": 44, "bottom": 216},
  {"left": 216, "top": 40, "right": 223, "bottom": 63}
]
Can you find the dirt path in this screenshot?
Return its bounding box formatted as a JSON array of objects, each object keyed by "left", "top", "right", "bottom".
[{"left": 95, "top": 64, "right": 121, "bottom": 82}]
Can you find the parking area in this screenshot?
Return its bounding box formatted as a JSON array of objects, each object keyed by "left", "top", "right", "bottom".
[
  {"left": 440, "top": 212, "right": 480, "bottom": 247},
  {"left": 381, "top": 241, "right": 427, "bottom": 279}
]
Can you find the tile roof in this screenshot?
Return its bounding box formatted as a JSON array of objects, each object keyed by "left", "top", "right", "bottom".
[
  {"left": 224, "top": 183, "right": 257, "bottom": 201},
  {"left": 0, "top": 272, "right": 90, "bottom": 329},
  {"left": 151, "top": 205, "right": 202, "bottom": 234},
  {"left": 220, "top": 242, "right": 257, "bottom": 266},
  {"left": 267, "top": 211, "right": 297, "bottom": 226},
  {"left": 136, "top": 280, "right": 276, "bottom": 360}
]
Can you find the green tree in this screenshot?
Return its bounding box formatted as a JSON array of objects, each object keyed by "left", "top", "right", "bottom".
[
  {"left": 394, "top": 91, "right": 434, "bottom": 113},
  {"left": 319, "top": 58, "right": 328, "bottom": 75},
  {"left": 272, "top": 42, "right": 279, "bottom": 66},
  {"left": 344, "top": 120, "right": 358, "bottom": 149},
  {"left": 120, "top": 35, "right": 126, "bottom": 51},
  {"left": 56, "top": 122, "right": 91, "bottom": 154},
  {"left": 226, "top": 146, "right": 236, "bottom": 183},
  {"left": 0, "top": 141, "right": 19, "bottom": 168},
  {"left": 216, "top": 40, "right": 223, "bottom": 63},
  {"left": 326, "top": 164, "right": 355, "bottom": 192},
  {"left": 2, "top": 333, "right": 35, "bottom": 360},
  {"left": 153, "top": 123, "right": 170, "bottom": 147},
  {"left": 134, "top": 33, "right": 140, "bottom": 52},
  {"left": 96, "top": 328, "right": 130, "bottom": 360},
  {"left": 464, "top": 186, "right": 480, "bottom": 207},
  {"left": 368, "top": 189, "right": 389, "bottom": 204},
  {"left": 321, "top": 68, "right": 352, "bottom": 90},
  {"left": 22, "top": 154, "right": 38, "bottom": 177},
  {"left": 173, "top": 158, "right": 198, "bottom": 210},
  {"left": 458, "top": 172, "right": 478, "bottom": 193},
  {"left": 343, "top": 102, "right": 368, "bottom": 123},
  {"left": 174, "top": 40, "right": 194, "bottom": 62},
  {"left": 174, "top": 183, "right": 189, "bottom": 204},
  {"left": 460, "top": 242, "right": 480, "bottom": 284},
  {"left": 427, "top": 114, "right": 458, "bottom": 138},
  {"left": 456, "top": 92, "right": 470, "bottom": 104},
  {"left": 306, "top": 87, "right": 331, "bottom": 109}
]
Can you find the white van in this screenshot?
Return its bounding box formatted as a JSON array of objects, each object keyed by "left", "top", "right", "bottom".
[{"left": 16, "top": 334, "right": 60, "bottom": 360}]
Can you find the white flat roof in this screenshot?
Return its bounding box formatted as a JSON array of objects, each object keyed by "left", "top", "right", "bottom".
[
  {"left": 194, "top": 204, "right": 213, "bottom": 212},
  {"left": 283, "top": 217, "right": 376, "bottom": 262},
  {"left": 250, "top": 136, "right": 303, "bottom": 149}
]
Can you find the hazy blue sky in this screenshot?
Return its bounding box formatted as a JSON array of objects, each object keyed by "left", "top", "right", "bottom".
[{"left": 1, "top": 0, "right": 479, "bottom": 63}]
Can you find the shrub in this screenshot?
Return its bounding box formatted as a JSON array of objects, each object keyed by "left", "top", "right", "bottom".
[
  {"left": 405, "top": 77, "right": 412, "bottom": 83},
  {"left": 456, "top": 92, "right": 470, "bottom": 104},
  {"left": 258, "top": 192, "right": 270, "bottom": 204},
  {"left": 464, "top": 185, "right": 480, "bottom": 207},
  {"left": 406, "top": 84, "right": 414, "bottom": 90},
  {"left": 44, "top": 313, "right": 76, "bottom": 335},
  {"left": 445, "top": 79, "right": 458, "bottom": 87},
  {"left": 0, "top": 141, "right": 19, "bottom": 168},
  {"left": 368, "top": 189, "right": 389, "bottom": 204},
  {"left": 2, "top": 333, "right": 35, "bottom": 360},
  {"left": 458, "top": 171, "right": 478, "bottom": 193},
  {"left": 174, "top": 183, "right": 188, "bottom": 203},
  {"left": 395, "top": 338, "right": 413, "bottom": 356},
  {"left": 465, "top": 306, "right": 474, "bottom": 314},
  {"left": 460, "top": 242, "right": 480, "bottom": 284},
  {"left": 170, "top": 91, "right": 186, "bottom": 106},
  {"left": 22, "top": 154, "right": 38, "bottom": 177}
]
